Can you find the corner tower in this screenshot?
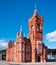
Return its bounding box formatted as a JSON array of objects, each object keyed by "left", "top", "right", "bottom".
[{"left": 29, "top": 5, "right": 43, "bottom": 62}]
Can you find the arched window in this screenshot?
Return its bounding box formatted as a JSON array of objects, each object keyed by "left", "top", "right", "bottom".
[
  {"left": 37, "top": 24, "right": 40, "bottom": 29},
  {"left": 22, "top": 43, "right": 25, "bottom": 51},
  {"left": 26, "top": 46, "right": 30, "bottom": 52},
  {"left": 37, "top": 24, "right": 40, "bottom": 31}
]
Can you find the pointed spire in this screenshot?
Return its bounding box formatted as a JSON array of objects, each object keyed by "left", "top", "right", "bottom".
[
  {"left": 34, "top": 3, "right": 37, "bottom": 12},
  {"left": 19, "top": 25, "right": 23, "bottom": 39},
  {"left": 20, "top": 25, "right": 22, "bottom": 32}
]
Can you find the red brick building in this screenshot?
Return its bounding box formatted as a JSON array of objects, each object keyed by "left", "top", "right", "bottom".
[{"left": 6, "top": 6, "right": 47, "bottom": 62}]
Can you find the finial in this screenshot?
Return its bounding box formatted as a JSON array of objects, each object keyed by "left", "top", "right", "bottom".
[{"left": 34, "top": 3, "right": 37, "bottom": 12}]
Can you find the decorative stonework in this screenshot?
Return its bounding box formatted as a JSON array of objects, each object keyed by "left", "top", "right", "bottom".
[{"left": 6, "top": 6, "right": 47, "bottom": 63}]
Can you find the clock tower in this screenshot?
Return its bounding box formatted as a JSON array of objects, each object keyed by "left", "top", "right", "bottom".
[{"left": 29, "top": 5, "right": 43, "bottom": 62}]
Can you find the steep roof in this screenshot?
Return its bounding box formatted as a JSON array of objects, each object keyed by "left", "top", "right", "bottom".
[{"left": 24, "top": 37, "right": 30, "bottom": 43}]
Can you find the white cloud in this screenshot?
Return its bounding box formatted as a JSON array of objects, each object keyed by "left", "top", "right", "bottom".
[
  {"left": 46, "top": 30, "right": 56, "bottom": 42},
  {"left": 0, "top": 39, "right": 8, "bottom": 50}
]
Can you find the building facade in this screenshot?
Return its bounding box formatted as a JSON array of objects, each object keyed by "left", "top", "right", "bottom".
[
  {"left": 6, "top": 6, "right": 47, "bottom": 63},
  {"left": 48, "top": 49, "right": 56, "bottom": 62},
  {"left": 0, "top": 50, "right": 6, "bottom": 60}
]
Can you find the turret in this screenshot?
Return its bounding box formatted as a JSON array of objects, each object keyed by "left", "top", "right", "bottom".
[
  {"left": 19, "top": 25, "right": 23, "bottom": 39},
  {"left": 8, "top": 40, "right": 14, "bottom": 49}
]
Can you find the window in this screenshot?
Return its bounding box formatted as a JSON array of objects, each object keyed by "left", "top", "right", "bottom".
[
  {"left": 36, "top": 40, "right": 42, "bottom": 44},
  {"left": 18, "top": 44, "right": 21, "bottom": 51},
  {"left": 26, "top": 46, "right": 30, "bottom": 52},
  {"left": 36, "top": 46, "right": 42, "bottom": 53},
  {"left": 22, "top": 44, "right": 25, "bottom": 51},
  {"left": 26, "top": 54, "right": 30, "bottom": 61},
  {"left": 37, "top": 24, "right": 40, "bottom": 31},
  {"left": 18, "top": 53, "right": 21, "bottom": 60},
  {"left": 22, "top": 53, "right": 25, "bottom": 61}
]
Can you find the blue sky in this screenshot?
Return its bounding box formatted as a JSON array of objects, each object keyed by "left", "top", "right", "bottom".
[{"left": 0, "top": 0, "right": 56, "bottom": 50}]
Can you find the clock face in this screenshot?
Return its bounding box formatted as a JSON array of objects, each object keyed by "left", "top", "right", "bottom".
[{"left": 32, "top": 26, "right": 34, "bottom": 29}]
